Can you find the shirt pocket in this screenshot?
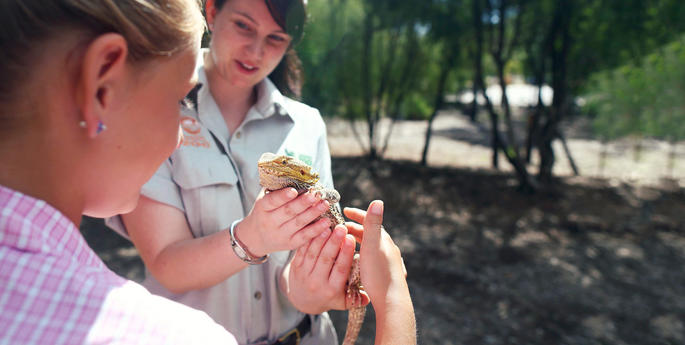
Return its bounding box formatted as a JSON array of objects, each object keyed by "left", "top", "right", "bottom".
[{"left": 172, "top": 151, "right": 244, "bottom": 237}]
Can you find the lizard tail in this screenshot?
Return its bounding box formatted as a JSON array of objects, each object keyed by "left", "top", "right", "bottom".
[{"left": 341, "top": 306, "right": 366, "bottom": 345}]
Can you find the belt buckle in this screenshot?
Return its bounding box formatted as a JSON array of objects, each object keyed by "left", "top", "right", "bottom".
[{"left": 277, "top": 327, "right": 301, "bottom": 345}]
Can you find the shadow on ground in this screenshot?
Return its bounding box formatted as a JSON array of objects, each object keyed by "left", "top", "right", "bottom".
[{"left": 81, "top": 156, "right": 685, "bottom": 345}]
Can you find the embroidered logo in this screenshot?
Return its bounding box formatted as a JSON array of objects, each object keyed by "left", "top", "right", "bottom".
[
  {"left": 285, "top": 149, "right": 313, "bottom": 166},
  {"left": 180, "top": 116, "right": 202, "bottom": 134},
  {"left": 179, "top": 116, "right": 210, "bottom": 148}
]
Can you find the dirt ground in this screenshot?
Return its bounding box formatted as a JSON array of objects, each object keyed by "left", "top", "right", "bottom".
[{"left": 81, "top": 111, "right": 685, "bottom": 345}]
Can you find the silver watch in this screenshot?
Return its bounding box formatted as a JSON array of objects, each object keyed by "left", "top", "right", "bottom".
[{"left": 229, "top": 219, "right": 269, "bottom": 265}]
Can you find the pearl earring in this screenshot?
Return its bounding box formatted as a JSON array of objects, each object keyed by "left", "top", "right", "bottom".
[{"left": 78, "top": 120, "right": 107, "bottom": 134}]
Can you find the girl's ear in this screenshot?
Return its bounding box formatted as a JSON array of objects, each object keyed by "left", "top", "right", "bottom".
[{"left": 76, "top": 33, "right": 128, "bottom": 138}]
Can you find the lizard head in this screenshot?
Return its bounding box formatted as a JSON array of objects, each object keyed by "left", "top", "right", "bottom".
[{"left": 258, "top": 152, "right": 320, "bottom": 187}]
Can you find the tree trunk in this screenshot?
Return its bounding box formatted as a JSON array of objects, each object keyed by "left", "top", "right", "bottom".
[
  {"left": 421, "top": 52, "right": 454, "bottom": 166},
  {"left": 469, "top": 79, "right": 479, "bottom": 122},
  {"left": 558, "top": 130, "right": 579, "bottom": 176},
  {"left": 381, "top": 25, "right": 420, "bottom": 156},
  {"left": 494, "top": 0, "right": 520, "bottom": 160},
  {"left": 538, "top": 0, "right": 572, "bottom": 184},
  {"left": 498, "top": 62, "right": 519, "bottom": 159},
  {"left": 633, "top": 138, "right": 643, "bottom": 162},
  {"left": 525, "top": 50, "right": 546, "bottom": 164},
  {"left": 599, "top": 140, "right": 608, "bottom": 177},
  {"left": 668, "top": 141, "right": 676, "bottom": 178},
  {"left": 472, "top": 0, "right": 497, "bottom": 168},
  {"left": 362, "top": 11, "right": 376, "bottom": 159}
]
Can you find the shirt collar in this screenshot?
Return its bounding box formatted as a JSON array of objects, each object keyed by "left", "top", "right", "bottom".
[
  {"left": 196, "top": 66, "right": 231, "bottom": 141},
  {"left": 253, "top": 77, "right": 289, "bottom": 119}
]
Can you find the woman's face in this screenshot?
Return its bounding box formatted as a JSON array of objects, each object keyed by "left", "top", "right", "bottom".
[
  {"left": 84, "top": 47, "right": 199, "bottom": 217},
  {"left": 207, "top": 0, "right": 292, "bottom": 89}
]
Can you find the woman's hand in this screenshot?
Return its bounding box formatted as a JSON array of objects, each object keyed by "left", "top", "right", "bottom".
[
  {"left": 235, "top": 188, "right": 331, "bottom": 257},
  {"left": 281, "top": 224, "right": 368, "bottom": 314}
]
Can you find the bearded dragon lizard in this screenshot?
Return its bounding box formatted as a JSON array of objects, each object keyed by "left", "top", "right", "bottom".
[{"left": 258, "top": 152, "right": 365, "bottom": 345}]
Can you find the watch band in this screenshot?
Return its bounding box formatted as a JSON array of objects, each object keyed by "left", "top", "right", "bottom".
[{"left": 229, "top": 219, "right": 269, "bottom": 265}]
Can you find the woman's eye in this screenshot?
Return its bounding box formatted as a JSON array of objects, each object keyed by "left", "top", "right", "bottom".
[
  {"left": 235, "top": 21, "right": 250, "bottom": 31},
  {"left": 269, "top": 35, "right": 288, "bottom": 44}
]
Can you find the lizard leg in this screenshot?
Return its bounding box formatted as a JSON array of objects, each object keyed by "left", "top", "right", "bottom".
[{"left": 311, "top": 185, "right": 340, "bottom": 204}]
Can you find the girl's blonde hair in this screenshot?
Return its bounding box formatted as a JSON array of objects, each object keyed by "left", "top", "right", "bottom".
[{"left": 0, "top": 0, "right": 204, "bottom": 101}]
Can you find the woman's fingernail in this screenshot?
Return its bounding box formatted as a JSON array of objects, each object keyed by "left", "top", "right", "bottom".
[
  {"left": 370, "top": 200, "right": 383, "bottom": 215},
  {"left": 320, "top": 230, "right": 330, "bottom": 238}
]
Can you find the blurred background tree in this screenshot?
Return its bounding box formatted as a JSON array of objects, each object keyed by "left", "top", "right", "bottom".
[{"left": 295, "top": 0, "right": 685, "bottom": 190}]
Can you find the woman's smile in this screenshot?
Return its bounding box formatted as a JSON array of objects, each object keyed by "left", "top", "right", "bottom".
[{"left": 236, "top": 60, "right": 259, "bottom": 74}]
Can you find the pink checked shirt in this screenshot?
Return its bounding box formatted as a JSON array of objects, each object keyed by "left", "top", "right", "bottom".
[{"left": 0, "top": 185, "right": 237, "bottom": 345}]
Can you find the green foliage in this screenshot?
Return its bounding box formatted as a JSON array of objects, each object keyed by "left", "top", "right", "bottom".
[
  {"left": 295, "top": 0, "right": 685, "bottom": 148},
  {"left": 296, "top": 0, "right": 461, "bottom": 121},
  {"left": 585, "top": 38, "right": 685, "bottom": 142},
  {"left": 402, "top": 93, "right": 433, "bottom": 120},
  {"left": 296, "top": 0, "right": 365, "bottom": 117}
]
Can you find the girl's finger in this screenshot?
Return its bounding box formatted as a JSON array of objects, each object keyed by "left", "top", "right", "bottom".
[
  {"left": 361, "top": 201, "right": 384, "bottom": 250},
  {"left": 343, "top": 222, "right": 364, "bottom": 243},
  {"left": 343, "top": 207, "right": 366, "bottom": 224}
]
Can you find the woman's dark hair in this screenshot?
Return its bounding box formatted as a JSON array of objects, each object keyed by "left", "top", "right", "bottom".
[{"left": 213, "top": 0, "right": 306, "bottom": 98}]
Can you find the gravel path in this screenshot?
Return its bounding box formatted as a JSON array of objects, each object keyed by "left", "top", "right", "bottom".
[{"left": 325, "top": 110, "right": 685, "bottom": 187}]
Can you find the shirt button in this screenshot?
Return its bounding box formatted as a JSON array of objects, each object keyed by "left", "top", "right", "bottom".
[
  {"left": 254, "top": 291, "right": 262, "bottom": 300},
  {"left": 235, "top": 131, "right": 242, "bottom": 139}
]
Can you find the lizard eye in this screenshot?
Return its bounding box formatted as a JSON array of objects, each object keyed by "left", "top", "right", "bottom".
[
  {"left": 281, "top": 160, "right": 287, "bottom": 164},
  {"left": 300, "top": 170, "right": 305, "bottom": 175}
]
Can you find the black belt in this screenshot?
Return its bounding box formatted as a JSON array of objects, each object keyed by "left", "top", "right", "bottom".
[{"left": 272, "top": 315, "right": 312, "bottom": 345}]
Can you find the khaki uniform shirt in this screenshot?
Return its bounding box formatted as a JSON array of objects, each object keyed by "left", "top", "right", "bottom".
[{"left": 107, "top": 51, "right": 337, "bottom": 345}]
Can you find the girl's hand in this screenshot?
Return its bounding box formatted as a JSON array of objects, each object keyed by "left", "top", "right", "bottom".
[
  {"left": 344, "top": 201, "right": 416, "bottom": 345},
  {"left": 343, "top": 201, "right": 409, "bottom": 313},
  {"left": 235, "top": 188, "right": 331, "bottom": 256}
]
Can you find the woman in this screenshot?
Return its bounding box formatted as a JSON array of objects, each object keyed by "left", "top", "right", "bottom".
[
  {"left": 107, "top": 0, "right": 411, "bottom": 344},
  {"left": 0, "top": 0, "right": 238, "bottom": 343},
  {"left": 0, "top": 0, "right": 415, "bottom": 344}
]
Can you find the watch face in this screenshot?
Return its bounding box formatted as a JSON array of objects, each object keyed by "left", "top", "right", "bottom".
[{"left": 233, "top": 242, "right": 249, "bottom": 260}]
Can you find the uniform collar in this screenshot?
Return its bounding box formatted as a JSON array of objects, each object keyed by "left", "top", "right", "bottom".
[
  {"left": 196, "top": 66, "right": 231, "bottom": 141},
  {"left": 253, "top": 78, "right": 289, "bottom": 119}
]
